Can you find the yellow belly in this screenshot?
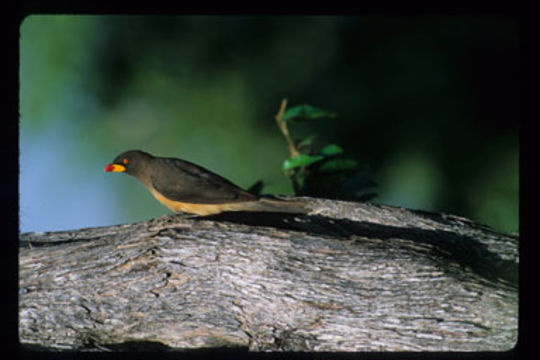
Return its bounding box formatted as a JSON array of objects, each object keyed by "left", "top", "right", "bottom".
[{"left": 148, "top": 187, "right": 247, "bottom": 215}]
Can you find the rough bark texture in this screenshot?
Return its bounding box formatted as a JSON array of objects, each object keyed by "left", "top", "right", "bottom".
[{"left": 19, "top": 197, "right": 518, "bottom": 352}]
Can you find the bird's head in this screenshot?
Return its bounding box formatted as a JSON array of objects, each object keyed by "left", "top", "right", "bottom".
[{"left": 104, "top": 150, "right": 154, "bottom": 177}]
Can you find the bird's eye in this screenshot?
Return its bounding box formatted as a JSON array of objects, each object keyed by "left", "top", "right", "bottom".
[{"left": 123, "top": 158, "right": 129, "bottom": 165}]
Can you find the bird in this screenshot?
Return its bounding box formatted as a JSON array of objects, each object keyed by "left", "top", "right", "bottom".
[{"left": 104, "top": 150, "right": 309, "bottom": 216}]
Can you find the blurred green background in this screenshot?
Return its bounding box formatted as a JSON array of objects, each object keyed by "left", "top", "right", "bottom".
[{"left": 19, "top": 15, "right": 519, "bottom": 234}]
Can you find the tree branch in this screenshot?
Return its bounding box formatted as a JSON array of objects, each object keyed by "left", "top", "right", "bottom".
[
  {"left": 275, "top": 98, "right": 300, "bottom": 159},
  {"left": 19, "top": 197, "right": 518, "bottom": 351}
]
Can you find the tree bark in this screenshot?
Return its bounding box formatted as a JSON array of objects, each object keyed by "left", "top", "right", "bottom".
[{"left": 19, "top": 197, "right": 518, "bottom": 351}]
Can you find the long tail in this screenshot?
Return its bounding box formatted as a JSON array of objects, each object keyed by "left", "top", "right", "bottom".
[
  {"left": 238, "top": 196, "right": 309, "bottom": 214},
  {"left": 182, "top": 197, "right": 309, "bottom": 216}
]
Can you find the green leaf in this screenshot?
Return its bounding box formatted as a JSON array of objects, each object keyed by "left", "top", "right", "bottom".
[
  {"left": 282, "top": 105, "right": 305, "bottom": 121},
  {"left": 320, "top": 144, "right": 343, "bottom": 156},
  {"left": 283, "top": 154, "right": 325, "bottom": 171},
  {"left": 282, "top": 104, "right": 337, "bottom": 122},
  {"left": 317, "top": 158, "right": 359, "bottom": 172},
  {"left": 297, "top": 134, "right": 318, "bottom": 151},
  {"left": 301, "top": 105, "right": 336, "bottom": 119}
]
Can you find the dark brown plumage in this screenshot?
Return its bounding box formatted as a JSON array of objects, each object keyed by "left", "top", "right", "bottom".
[{"left": 104, "top": 150, "right": 308, "bottom": 215}]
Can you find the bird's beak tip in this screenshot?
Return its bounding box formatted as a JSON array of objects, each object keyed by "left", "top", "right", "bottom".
[{"left": 104, "top": 164, "right": 125, "bottom": 172}]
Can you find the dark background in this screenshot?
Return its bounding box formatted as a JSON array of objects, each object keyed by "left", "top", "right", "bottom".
[{"left": 19, "top": 15, "right": 519, "bottom": 233}]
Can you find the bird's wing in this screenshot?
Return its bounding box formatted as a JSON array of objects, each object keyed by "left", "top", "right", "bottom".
[{"left": 149, "top": 157, "right": 257, "bottom": 204}]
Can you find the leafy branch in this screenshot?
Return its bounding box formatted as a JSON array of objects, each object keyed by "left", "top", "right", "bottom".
[{"left": 275, "top": 98, "right": 376, "bottom": 201}]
